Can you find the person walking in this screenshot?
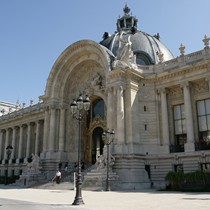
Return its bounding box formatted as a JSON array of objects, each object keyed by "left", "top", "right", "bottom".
[
  {"left": 64, "top": 162, "right": 68, "bottom": 173},
  {"left": 52, "top": 170, "right": 61, "bottom": 184}
]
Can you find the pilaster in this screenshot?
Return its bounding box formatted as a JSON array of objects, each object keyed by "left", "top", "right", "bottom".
[
  {"left": 4, "top": 128, "right": 10, "bottom": 160},
  {"left": 58, "top": 105, "right": 67, "bottom": 151},
  {"left": 17, "top": 125, "right": 24, "bottom": 162},
  {"left": 25, "top": 122, "right": 32, "bottom": 160},
  {"left": 116, "top": 86, "right": 125, "bottom": 144},
  {"left": 107, "top": 87, "right": 114, "bottom": 130},
  {"left": 10, "top": 126, "right": 17, "bottom": 163},
  {"left": 159, "top": 87, "right": 170, "bottom": 153},
  {"left": 35, "top": 120, "right": 41, "bottom": 155},
  {"left": 181, "top": 81, "right": 195, "bottom": 152}
]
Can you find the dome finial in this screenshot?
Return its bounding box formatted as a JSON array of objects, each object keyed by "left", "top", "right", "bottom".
[
  {"left": 123, "top": 3, "right": 130, "bottom": 16},
  {"left": 117, "top": 4, "right": 138, "bottom": 32}
]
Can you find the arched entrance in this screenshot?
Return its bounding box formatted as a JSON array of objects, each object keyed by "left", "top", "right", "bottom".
[
  {"left": 84, "top": 97, "right": 106, "bottom": 165},
  {"left": 91, "top": 127, "right": 104, "bottom": 164}
]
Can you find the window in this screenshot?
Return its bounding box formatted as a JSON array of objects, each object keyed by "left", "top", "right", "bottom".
[
  {"left": 135, "top": 52, "right": 153, "bottom": 65},
  {"left": 86, "top": 98, "right": 105, "bottom": 129},
  {"left": 144, "top": 124, "right": 147, "bottom": 131},
  {"left": 200, "top": 163, "right": 210, "bottom": 171},
  {"left": 197, "top": 99, "right": 210, "bottom": 145},
  {"left": 172, "top": 104, "right": 186, "bottom": 152},
  {"left": 174, "top": 104, "right": 186, "bottom": 135},
  {"left": 174, "top": 164, "right": 183, "bottom": 172},
  {"left": 92, "top": 99, "right": 105, "bottom": 120}
]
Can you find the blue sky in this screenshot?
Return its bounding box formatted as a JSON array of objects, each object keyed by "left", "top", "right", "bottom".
[{"left": 0, "top": 0, "right": 210, "bottom": 105}]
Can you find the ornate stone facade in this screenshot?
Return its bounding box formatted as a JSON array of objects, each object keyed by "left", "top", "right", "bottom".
[{"left": 0, "top": 5, "right": 210, "bottom": 190}]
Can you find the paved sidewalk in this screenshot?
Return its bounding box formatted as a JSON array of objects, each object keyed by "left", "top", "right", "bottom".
[{"left": 1, "top": 184, "right": 210, "bottom": 210}]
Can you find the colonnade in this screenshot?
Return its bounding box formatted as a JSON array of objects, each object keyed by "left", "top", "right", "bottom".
[{"left": 0, "top": 120, "right": 44, "bottom": 164}]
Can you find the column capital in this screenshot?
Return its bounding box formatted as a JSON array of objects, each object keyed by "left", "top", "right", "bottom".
[
  {"left": 44, "top": 105, "right": 50, "bottom": 112},
  {"left": 205, "top": 76, "right": 210, "bottom": 82},
  {"left": 6, "top": 127, "right": 12, "bottom": 132},
  {"left": 27, "top": 122, "right": 34, "bottom": 127},
  {"left": 118, "top": 85, "right": 125, "bottom": 91},
  {"left": 36, "top": 119, "right": 43, "bottom": 124},
  {"left": 106, "top": 86, "right": 113, "bottom": 93},
  {"left": 12, "top": 126, "right": 19, "bottom": 131},
  {"left": 157, "top": 87, "right": 168, "bottom": 94},
  {"left": 180, "top": 81, "right": 191, "bottom": 89},
  {"left": 59, "top": 103, "right": 69, "bottom": 110},
  {"left": 49, "top": 104, "right": 58, "bottom": 110},
  {"left": 21, "top": 124, "right": 27, "bottom": 128}
]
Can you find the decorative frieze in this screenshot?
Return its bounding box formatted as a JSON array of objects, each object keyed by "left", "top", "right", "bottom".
[
  {"left": 192, "top": 80, "right": 209, "bottom": 94},
  {"left": 167, "top": 86, "right": 183, "bottom": 100}
]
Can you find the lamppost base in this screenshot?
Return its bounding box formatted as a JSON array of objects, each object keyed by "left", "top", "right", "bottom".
[{"left": 72, "top": 197, "right": 85, "bottom": 205}]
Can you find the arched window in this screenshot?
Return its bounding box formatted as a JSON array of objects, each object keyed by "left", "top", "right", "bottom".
[
  {"left": 92, "top": 98, "right": 105, "bottom": 120},
  {"left": 86, "top": 98, "right": 105, "bottom": 129},
  {"left": 135, "top": 52, "right": 154, "bottom": 65}
]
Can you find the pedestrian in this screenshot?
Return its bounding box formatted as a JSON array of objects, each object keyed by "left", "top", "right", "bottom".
[
  {"left": 81, "top": 161, "right": 85, "bottom": 170},
  {"left": 52, "top": 170, "right": 61, "bottom": 184},
  {"left": 64, "top": 162, "right": 68, "bottom": 172}
]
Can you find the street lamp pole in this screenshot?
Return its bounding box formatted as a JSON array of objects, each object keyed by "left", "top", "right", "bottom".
[
  {"left": 70, "top": 94, "right": 90, "bottom": 205},
  {"left": 102, "top": 129, "right": 115, "bottom": 191},
  {"left": 5, "top": 145, "right": 13, "bottom": 185}
]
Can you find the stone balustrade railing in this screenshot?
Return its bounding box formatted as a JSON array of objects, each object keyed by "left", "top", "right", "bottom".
[
  {"left": 137, "top": 47, "right": 210, "bottom": 74},
  {"left": 0, "top": 102, "right": 44, "bottom": 122}
]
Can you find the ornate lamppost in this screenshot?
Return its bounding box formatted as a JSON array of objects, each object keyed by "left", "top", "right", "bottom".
[
  {"left": 5, "top": 145, "right": 13, "bottom": 185},
  {"left": 102, "top": 129, "right": 115, "bottom": 191},
  {"left": 70, "top": 94, "right": 90, "bottom": 205}
]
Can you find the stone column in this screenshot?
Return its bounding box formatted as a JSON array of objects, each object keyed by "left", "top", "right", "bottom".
[
  {"left": 35, "top": 120, "right": 41, "bottom": 155},
  {"left": 25, "top": 123, "right": 32, "bottom": 160},
  {"left": 116, "top": 86, "right": 125, "bottom": 144},
  {"left": 17, "top": 125, "right": 24, "bottom": 161},
  {"left": 42, "top": 106, "right": 50, "bottom": 152},
  {"left": 160, "top": 88, "right": 170, "bottom": 144},
  {"left": 107, "top": 87, "right": 114, "bottom": 130},
  {"left": 10, "top": 127, "right": 16, "bottom": 162},
  {"left": 125, "top": 84, "right": 132, "bottom": 144},
  {"left": 0, "top": 129, "right": 3, "bottom": 160},
  {"left": 182, "top": 82, "right": 195, "bottom": 152},
  {"left": 49, "top": 107, "right": 56, "bottom": 151},
  {"left": 58, "top": 106, "right": 66, "bottom": 151},
  {"left": 4, "top": 128, "right": 10, "bottom": 160}
]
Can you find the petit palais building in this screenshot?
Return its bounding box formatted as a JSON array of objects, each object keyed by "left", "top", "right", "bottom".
[{"left": 0, "top": 5, "right": 210, "bottom": 190}]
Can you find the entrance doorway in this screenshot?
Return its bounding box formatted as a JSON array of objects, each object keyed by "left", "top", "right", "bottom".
[
  {"left": 91, "top": 127, "right": 104, "bottom": 164},
  {"left": 83, "top": 96, "right": 106, "bottom": 165}
]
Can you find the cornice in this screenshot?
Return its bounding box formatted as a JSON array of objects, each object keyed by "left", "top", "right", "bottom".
[
  {"left": 108, "top": 68, "right": 144, "bottom": 83},
  {"left": 144, "top": 63, "right": 209, "bottom": 83}
]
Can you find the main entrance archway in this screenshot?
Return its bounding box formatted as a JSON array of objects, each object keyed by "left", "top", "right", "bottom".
[
  {"left": 84, "top": 97, "right": 106, "bottom": 165},
  {"left": 91, "top": 127, "right": 104, "bottom": 164}
]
